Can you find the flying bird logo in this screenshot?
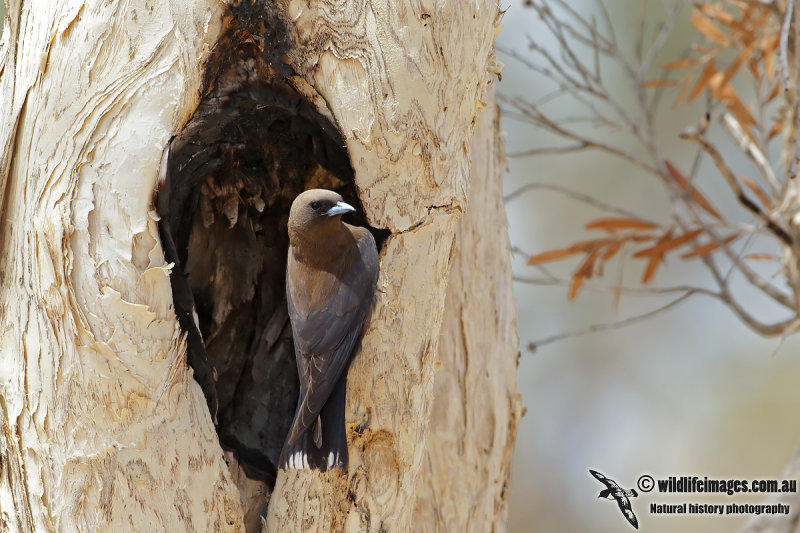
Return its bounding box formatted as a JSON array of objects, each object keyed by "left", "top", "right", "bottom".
[{"left": 590, "top": 469, "right": 639, "bottom": 529}]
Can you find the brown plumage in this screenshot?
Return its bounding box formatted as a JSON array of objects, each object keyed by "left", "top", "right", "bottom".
[{"left": 279, "top": 189, "right": 379, "bottom": 471}]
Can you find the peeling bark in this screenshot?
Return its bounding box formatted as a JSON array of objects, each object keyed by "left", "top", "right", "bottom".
[
  {"left": 0, "top": 0, "right": 243, "bottom": 531},
  {"left": 0, "top": 0, "right": 517, "bottom": 531}
]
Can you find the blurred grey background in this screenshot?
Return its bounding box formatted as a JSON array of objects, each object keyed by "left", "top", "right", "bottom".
[
  {"left": 3, "top": 1, "right": 800, "bottom": 532},
  {"left": 498, "top": 1, "right": 800, "bottom": 532}
]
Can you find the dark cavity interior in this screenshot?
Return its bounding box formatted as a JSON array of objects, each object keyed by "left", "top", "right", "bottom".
[{"left": 155, "top": 6, "right": 383, "bottom": 487}]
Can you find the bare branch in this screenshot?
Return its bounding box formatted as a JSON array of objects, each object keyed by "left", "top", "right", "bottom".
[
  {"left": 681, "top": 122, "right": 793, "bottom": 247},
  {"left": 669, "top": 129, "right": 797, "bottom": 310},
  {"left": 701, "top": 254, "right": 799, "bottom": 336},
  {"left": 510, "top": 0, "right": 800, "bottom": 343},
  {"left": 719, "top": 113, "right": 781, "bottom": 196},
  {"left": 503, "top": 182, "right": 647, "bottom": 219},
  {"left": 522, "top": 5, "right": 642, "bottom": 132},
  {"left": 514, "top": 275, "right": 717, "bottom": 298},
  {"left": 780, "top": 0, "right": 794, "bottom": 92},
  {"left": 635, "top": 0, "right": 648, "bottom": 63},
  {"left": 506, "top": 143, "right": 590, "bottom": 158},
  {"left": 638, "top": 1, "right": 685, "bottom": 81},
  {"left": 594, "top": 0, "right": 617, "bottom": 48},
  {"left": 501, "top": 95, "right": 658, "bottom": 174},
  {"left": 527, "top": 291, "right": 697, "bottom": 351}
]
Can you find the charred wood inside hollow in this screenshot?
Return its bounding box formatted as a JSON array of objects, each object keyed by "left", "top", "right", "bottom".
[{"left": 155, "top": 4, "right": 383, "bottom": 490}]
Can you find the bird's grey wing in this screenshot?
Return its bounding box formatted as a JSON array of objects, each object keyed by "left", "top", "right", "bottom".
[
  {"left": 589, "top": 470, "right": 619, "bottom": 490},
  {"left": 616, "top": 498, "right": 638, "bottom": 529},
  {"left": 287, "top": 231, "right": 379, "bottom": 444}
]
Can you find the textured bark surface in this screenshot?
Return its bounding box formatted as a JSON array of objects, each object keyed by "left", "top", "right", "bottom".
[
  {"left": 278, "top": 0, "right": 504, "bottom": 232},
  {"left": 0, "top": 0, "right": 244, "bottom": 530},
  {"left": 411, "top": 88, "right": 521, "bottom": 533},
  {"left": 264, "top": 2, "right": 506, "bottom": 531},
  {"left": 0, "top": 0, "right": 516, "bottom": 531}
]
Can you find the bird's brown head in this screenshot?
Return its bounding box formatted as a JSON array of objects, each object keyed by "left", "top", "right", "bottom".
[{"left": 288, "top": 189, "right": 356, "bottom": 247}]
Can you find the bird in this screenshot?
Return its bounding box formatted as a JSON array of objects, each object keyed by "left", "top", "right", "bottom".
[
  {"left": 590, "top": 469, "right": 639, "bottom": 529},
  {"left": 279, "top": 189, "right": 379, "bottom": 471}
]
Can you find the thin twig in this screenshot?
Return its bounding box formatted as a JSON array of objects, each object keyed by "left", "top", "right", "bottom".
[
  {"left": 637, "top": 0, "right": 685, "bottom": 81},
  {"left": 635, "top": 0, "right": 648, "bottom": 62},
  {"left": 527, "top": 291, "right": 697, "bottom": 351},
  {"left": 503, "top": 182, "right": 647, "bottom": 219},
  {"left": 502, "top": 97, "right": 658, "bottom": 174},
  {"left": 514, "top": 275, "right": 718, "bottom": 298},
  {"left": 594, "top": 0, "right": 617, "bottom": 48},
  {"left": 524, "top": 11, "right": 641, "bottom": 132},
  {"left": 506, "top": 143, "right": 590, "bottom": 157},
  {"left": 771, "top": 316, "right": 800, "bottom": 356}
]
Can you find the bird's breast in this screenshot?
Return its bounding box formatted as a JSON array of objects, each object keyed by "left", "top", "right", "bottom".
[{"left": 287, "top": 253, "right": 351, "bottom": 316}]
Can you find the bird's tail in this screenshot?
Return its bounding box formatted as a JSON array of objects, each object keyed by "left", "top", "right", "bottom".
[{"left": 279, "top": 377, "right": 348, "bottom": 471}]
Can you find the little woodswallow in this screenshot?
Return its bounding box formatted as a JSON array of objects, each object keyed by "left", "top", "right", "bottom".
[{"left": 279, "top": 189, "right": 379, "bottom": 471}]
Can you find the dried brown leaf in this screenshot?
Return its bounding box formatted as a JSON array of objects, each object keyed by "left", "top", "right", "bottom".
[
  {"left": 568, "top": 249, "right": 605, "bottom": 300},
  {"left": 585, "top": 218, "right": 659, "bottom": 232},
  {"left": 633, "top": 229, "right": 704, "bottom": 258},
  {"left": 641, "top": 80, "right": 678, "bottom": 88},
  {"left": 601, "top": 241, "right": 623, "bottom": 261},
  {"left": 568, "top": 273, "right": 584, "bottom": 301},
  {"left": 720, "top": 42, "right": 756, "bottom": 89},
  {"left": 766, "top": 82, "right": 780, "bottom": 103},
  {"left": 690, "top": 11, "right": 732, "bottom": 45},
  {"left": 762, "top": 34, "right": 779, "bottom": 81},
  {"left": 527, "top": 240, "right": 601, "bottom": 265},
  {"left": 708, "top": 72, "right": 757, "bottom": 126},
  {"left": 744, "top": 253, "right": 780, "bottom": 261},
  {"left": 696, "top": 3, "right": 735, "bottom": 25},
  {"left": 761, "top": 33, "right": 780, "bottom": 53},
  {"left": 664, "top": 161, "right": 723, "bottom": 219},
  {"left": 635, "top": 233, "right": 673, "bottom": 284},
  {"left": 747, "top": 58, "right": 759, "bottom": 79},
  {"left": 763, "top": 47, "right": 774, "bottom": 81},
  {"left": 689, "top": 60, "right": 718, "bottom": 102},
  {"left": 673, "top": 72, "right": 695, "bottom": 109},
  {"left": 767, "top": 121, "right": 781, "bottom": 141},
  {"left": 527, "top": 248, "right": 581, "bottom": 265},
  {"left": 664, "top": 58, "right": 698, "bottom": 69},
  {"left": 642, "top": 254, "right": 662, "bottom": 284},
  {"left": 739, "top": 175, "right": 772, "bottom": 209},
  {"left": 681, "top": 234, "right": 738, "bottom": 258},
  {"left": 576, "top": 250, "right": 600, "bottom": 279}
]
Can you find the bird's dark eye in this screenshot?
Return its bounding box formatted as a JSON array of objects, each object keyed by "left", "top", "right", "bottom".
[{"left": 310, "top": 201, "right": 320, "bottom": 211}]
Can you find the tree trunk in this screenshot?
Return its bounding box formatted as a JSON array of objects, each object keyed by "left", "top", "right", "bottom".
[
  {"left": 411, "top": 88, "right": 521, "bottom": 533},
  {"left": 0, "top": 0, "right": 242, "bottom": 531},
  {"left": 0, "top": 0, "right": 516, "bottom": 531}
]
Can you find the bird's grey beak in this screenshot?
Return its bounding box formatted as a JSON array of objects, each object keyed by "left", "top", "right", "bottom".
[{"left": 326, "top": 201, "right": 356, "bottom": 216}]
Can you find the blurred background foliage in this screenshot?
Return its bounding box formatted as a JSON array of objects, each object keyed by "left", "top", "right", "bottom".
[
  {"left": 498, "top": 1, "right": 800, "bottom": 532},
  {"left": 3, "top": 1, "right": 800, "bottom": 532}
]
